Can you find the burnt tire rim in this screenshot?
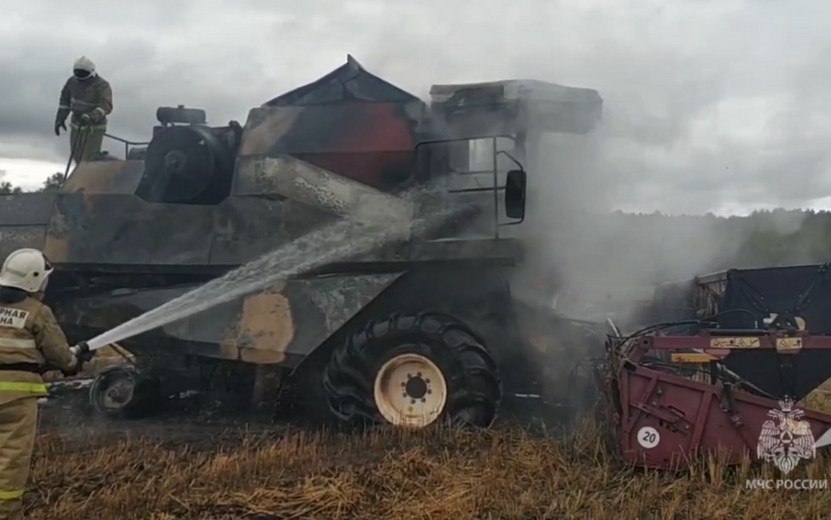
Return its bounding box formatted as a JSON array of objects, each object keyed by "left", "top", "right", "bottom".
[
  {"left": 101, "top": 378, "right": 135, "bottom": 409},
  {"left": 91, "top": 370, "right": 137, "bottom": 413}
]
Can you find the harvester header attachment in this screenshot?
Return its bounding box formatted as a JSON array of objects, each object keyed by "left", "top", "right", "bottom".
[{"left": 606, "top": 328, "right": 831, "bottom": 470}]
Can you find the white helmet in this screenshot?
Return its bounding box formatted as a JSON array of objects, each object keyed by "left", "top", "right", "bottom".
[
  {"left": 0, "top": 249, "right": 54, "bottom": 293},
  {"left": 73, "top": 56, "right": 97, "bottom": 79}
]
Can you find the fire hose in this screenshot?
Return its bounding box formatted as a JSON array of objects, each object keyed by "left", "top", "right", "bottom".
[
  {"left": 63, "top": 123, "right": 92, "bottom": 181},
  {"left": 65, "top": 341, "right": 135, "bottom": 374}
]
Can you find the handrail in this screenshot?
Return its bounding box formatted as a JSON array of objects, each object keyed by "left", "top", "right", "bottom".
[
  {"left": 414, "top": 134, "right": 520, "bottom": 240},
  {"left": 103, "top": 133, "right": 151, "bottom": 159}
]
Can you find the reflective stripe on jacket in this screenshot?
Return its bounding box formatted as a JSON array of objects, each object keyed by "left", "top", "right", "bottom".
[{"left": 0, "top": 295, "right": 75, "bottom": 403}]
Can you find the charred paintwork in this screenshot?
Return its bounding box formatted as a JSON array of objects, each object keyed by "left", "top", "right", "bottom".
[
  {"left": 266, "top": 55, "right": 418, "bottom": 106},
  {"left": 186, "top": 273, "right": 401, "bottom": 364},
  {"left": 0, "top": 194, "right": 55, "bottom": 260},
  {"left": 238, "top": 102, "right": 425, "bottom": 190},
  {"left": 209, "top": 198, "right": 292, "bottom": 265},
  {"left": 220, "top": 284, "right": 295, "bottom": 364},
  {"left": 240, "top": 56, "right": 427, "bottom": 191},
  {"left": 0, "top": 193, "right": 56, "bottom": 225},
  {"left": 234, "top": 156, "right": 413, "bottom": 227},
  {"left": 57, "top": 273, "right": 403, "bottom": 367},
  {"left": 301, "top": 273, "right": 402, "bottom": 333},
  {"left": 0, "top": 226, "right": 48, "bottom": 262},
  {"left": 63, "top": 160, "right": 145, "bottom": 194},
  {"left": 237, "top": 107, "right": 304, "bottom": 157},
  {"left": 45, "top": 194, "right": 215, "bottom": 265},
  {"left": 429, "top": 79, "right": 603, "bottom": 137}
]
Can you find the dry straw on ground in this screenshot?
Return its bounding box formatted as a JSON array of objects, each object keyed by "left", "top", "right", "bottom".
[{"left": 25, "top": 416, "right": 831, "bottom": 520}]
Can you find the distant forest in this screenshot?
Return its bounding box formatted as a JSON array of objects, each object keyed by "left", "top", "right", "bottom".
[
  {"left": 613, "top": 208, "right": 831, "bottom": 274},
  {"left": 0, "top": 172, "right": 64, "bottom": 194},
  {"left": 521, "top": 207, "right": 831, "bottom": 290}
]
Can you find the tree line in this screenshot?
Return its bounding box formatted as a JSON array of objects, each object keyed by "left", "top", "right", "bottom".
[
  {"left": 605, "top": 208, "right": 831, "bottom": 274},
  {"left": 524, "top": 206, "right": 831, "bottom": 292},
  {"left": 0, "top": 172, "right": 64, "bottom": 194}
]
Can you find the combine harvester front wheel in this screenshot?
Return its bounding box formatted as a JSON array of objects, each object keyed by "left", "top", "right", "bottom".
[{"left": 323, "top": 312, "right": 502, "bottom": 428}]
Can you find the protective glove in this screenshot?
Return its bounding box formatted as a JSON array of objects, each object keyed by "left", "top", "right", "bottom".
[
  {"left": 71, "top": 341, "right": 94, "bottom": 363},
  {"left": 61, "top": 364, "right": 79, "bottom": 377},
  {"left": 79, "top": 112, "right": 92, "bottom": 125},
  {"left": 54, "top": 120, "right": 67, "bottom": 136},
  {"left": 65, "top": 341, "right": 95, "bottom": 376},
  {"left": 62, "top": 341, "right": 95, "bottom": 377}
]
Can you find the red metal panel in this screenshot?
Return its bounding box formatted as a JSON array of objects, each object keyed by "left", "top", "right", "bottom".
[{"left": 617, "top": 363, "right": 831, "bottom": 469}]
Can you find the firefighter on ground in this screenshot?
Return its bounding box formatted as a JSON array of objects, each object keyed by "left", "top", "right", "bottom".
[
  {"left": 54, "top": 56, "right": 113, "bottom": 165},
  {"left": 0, "top": 249, "right": 94, "bottom": 519}
]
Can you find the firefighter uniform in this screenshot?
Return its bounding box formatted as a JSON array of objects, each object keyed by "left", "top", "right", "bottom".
[
  {"left": 0, "top": 250, "right": 83, "bottom": 520},
  {"left": 54, "top": 56, "right": 113, "bottom": 164}
]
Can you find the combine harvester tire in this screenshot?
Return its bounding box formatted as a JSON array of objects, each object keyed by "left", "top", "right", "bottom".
[{"left": 323, "top": 312, "right": 502, "bottom": 428}]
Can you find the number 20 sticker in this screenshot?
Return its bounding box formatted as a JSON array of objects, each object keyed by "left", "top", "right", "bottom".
[{"left": 637, "top": 426, "right": 660, "bottom": 449}]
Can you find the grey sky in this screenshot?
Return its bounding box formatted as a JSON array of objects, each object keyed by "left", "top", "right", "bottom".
[{"left": 1, "top": 0, "right": 830, "bottom": 215}]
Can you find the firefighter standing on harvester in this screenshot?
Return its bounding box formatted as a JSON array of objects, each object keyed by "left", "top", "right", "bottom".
[
  {"left": 54, "top": 56, "right": 113, "bottom": 165},
  {"left": 0, "top": 249, "right": 94, "bottom": 519}
]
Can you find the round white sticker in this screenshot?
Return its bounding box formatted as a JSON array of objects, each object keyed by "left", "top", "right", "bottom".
[{"left": 637, "top": 426, "right": 660, "bottom": 449}]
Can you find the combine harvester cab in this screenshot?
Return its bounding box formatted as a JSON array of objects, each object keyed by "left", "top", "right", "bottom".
[
  {"left": 607, "top": 265, "right": 831, "bottom": 469},
  {"left": 0, "top": 55, "right": 604, "bottom": 427}
]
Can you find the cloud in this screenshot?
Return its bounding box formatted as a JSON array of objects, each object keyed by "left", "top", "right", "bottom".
[{"left": 2, "top": 0, "right": 831, "bottom": 214}]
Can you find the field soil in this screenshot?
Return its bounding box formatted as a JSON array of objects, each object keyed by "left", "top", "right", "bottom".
[{"left": 23, "top": 382, "right": 831, "bottom": 520}]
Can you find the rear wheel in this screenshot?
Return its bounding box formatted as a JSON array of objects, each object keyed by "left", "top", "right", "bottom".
[
  {"left": 323, "top": 312, "right": 502, "bottom": 428},
  {"left": 89, "top": 366, "right": 160, "bottom": 418}
]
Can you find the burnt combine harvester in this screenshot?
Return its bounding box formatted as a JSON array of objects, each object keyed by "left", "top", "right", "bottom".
[
  {"left": 606, "top": 265, "right": 831, "bottom": 469},
  {"left": 0, "top": 55, "right": 605, "bottom": 427}
]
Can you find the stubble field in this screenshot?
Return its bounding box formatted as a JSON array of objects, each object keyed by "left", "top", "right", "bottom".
[{"left": 24, "top": 384, "right": 831, "bottom": 520}]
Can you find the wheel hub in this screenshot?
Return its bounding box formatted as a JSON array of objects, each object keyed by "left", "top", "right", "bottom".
[
  {"left": 91, "top": 369, "right": 139, "bottom": 415},
  {"left": 404, "top": 374, "right": 428, "bottom": 399},
  {"left": 374, "top": 353, "right": 447, "bottom": 428},
  {"left": 103, "top": 379, "right": 134, "bottom": 408}
]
